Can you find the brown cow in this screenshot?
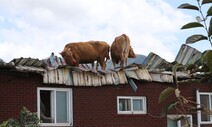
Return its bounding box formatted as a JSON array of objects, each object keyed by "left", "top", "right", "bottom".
[
  {"left": 60, "top": 41, "right": 110, "bottom": 70},
  {"left": 111, "top": 34, "right": 136, "bottom": 68}
]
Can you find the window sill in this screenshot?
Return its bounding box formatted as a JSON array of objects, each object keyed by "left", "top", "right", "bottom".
[
  {"left": 200, "top": 122, "right": 212, "bottom": 124},
  {"left": 39, "top": 123, "right": 73, "bottom": 127}
]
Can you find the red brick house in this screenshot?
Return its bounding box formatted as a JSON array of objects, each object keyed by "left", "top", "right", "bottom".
[{"left": 0, "top": 44, "right": 211, "bottom": 127}]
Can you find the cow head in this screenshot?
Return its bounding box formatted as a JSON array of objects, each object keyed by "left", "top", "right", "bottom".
[
  {"left": 128, "top": 46, "right": 136, "bottom": 58},
  {"left": 60, "top": 48, "right": 77, "bottom": 65}
]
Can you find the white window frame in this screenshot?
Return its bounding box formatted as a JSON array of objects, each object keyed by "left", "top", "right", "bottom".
[
  {"left": 117, "top": 96, "right": 147, "bottom": 114},
  {"left": 37, "top": 87, "right": 73, "bottom": 126},
  {"left": 167, "top": 114, "right": 193, "bottom": 127},
  {"left": 197, "top": 90, "right": 212, "bottom": 125}
]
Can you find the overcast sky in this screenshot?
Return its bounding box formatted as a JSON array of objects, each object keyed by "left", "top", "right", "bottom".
[{"left": 0, "top": 0, "right": 211, "bottom": 62}]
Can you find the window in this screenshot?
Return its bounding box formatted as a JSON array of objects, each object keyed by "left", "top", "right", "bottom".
[
  {"left": 167, "top": 115, "right": 192, "bottom": 127},
  {"left": 117, "top": 96, "right": 146, "bottom": 114},
  {"left": 197, "top": 91, "right": 212, "bottom": 124},
  {"left": 37, "top": 87, "right": 73, "bottom": 126}
]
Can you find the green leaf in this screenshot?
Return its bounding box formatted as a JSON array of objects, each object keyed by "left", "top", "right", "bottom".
[
  {"left": 161, "top": 101, "right": 177, "bottom": 117},
  {"left": 159, "top": 87, "right": 175, "bottom": 103},
  {"left": 202, "top": 50, "right": 212, "bottom": 73},
  {"left": 207, "top": 6, "right": 212, "bottom": 17},
  {"left": 181, "top": 22, "right": 204, "bottom": 29},
  {"left": 186, "top": 34, "right": 208, "bottom": 44},
  {"left": 202, "top": 0, "right": 212, "bottom": 5},
  {"left": 208, "top": 17, "right": 212, "bottom": 37},
  {"left": 178, "top": 3, "right": 199, "bottom": 11}
]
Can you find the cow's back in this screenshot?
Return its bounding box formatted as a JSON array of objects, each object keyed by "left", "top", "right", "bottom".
[
  {"left": 111, "top": 34, "right": 130, "bottom": 64},
  {"left": 63, "top": 41, "right": 109, "bottom": 64}
]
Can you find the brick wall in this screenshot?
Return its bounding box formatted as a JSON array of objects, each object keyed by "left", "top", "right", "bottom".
[
  {"left": 0, "top": 71, "right": 42, "bottom": 123},
  {"left": 73, "top": 81, "right": 168, "bottom": 127},
  {"left": 1, "top": 70, "right": 212, "bottom": 127},
  {"left": 73, "top": 80, "right": 212, "bottom": 127}
]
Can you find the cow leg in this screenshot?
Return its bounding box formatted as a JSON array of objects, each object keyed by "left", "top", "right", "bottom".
[
  {"left": 124, "top": 57, "right": 128, "bottom": 67},
  {"left": 120, "top": 60, "right": 124, "bottom": 68},
  {"left": 91, "top": 62, "right": 94, "bottom": 69},
  {"left": 99, "top": 58, "right": 106, "bottom": 70},
  {"left": 112, "top": 60, "right": 116, "bottom": 68},
  {"left": 96, "top": 61, "right": 99, "bottom": 70}
]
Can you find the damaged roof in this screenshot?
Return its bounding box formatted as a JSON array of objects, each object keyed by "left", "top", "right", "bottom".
[
  {"left": 175, "top": 44, "right": 202, "bottom": 65},
  {"left": 0, "top": 44, "right": 207, "bottom": 86},
  {"left": 0, "top": 57, "right": 45, "bottom": 73}
]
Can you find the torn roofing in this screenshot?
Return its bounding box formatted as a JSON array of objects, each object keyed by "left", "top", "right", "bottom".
[
  {"left": 0, "top": 57, "right": 45, "bottom": 73},
  {"left": 43, "top": 66, "right": 152, "bottom": 86},
  {"left": 175, "top": 44, "right": 202, "bottom": 65},
  {"left": 143, "top": 52, "right": 169, "bottom": 71},
  {"left": 0, "top": 44, "right": 206, "bottom": 85}
]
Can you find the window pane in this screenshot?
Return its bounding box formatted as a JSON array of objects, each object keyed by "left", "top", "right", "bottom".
[
  {"left": 40, "top": 90, "right": 54, "bottom": 123},
  {"left": 211, "top": 95, "right": 212, "bottom": 111},
  {"left": 119, "top": 98, "right": 131, "bottom": 111},
  {"left": 167, "top": 119, "right": 177, "bottom": 127},
  {"left": 200, "top": 95, "right": 210, "bottom": 121},
  {"left": 56, "top": 91, "right": 69, "bottom": 123},
  {"left": 133, "top": 99, "right": 143, "bottom": 111},
  {"left": 180, "top": 117, "right": 191, "bottom": 127}
]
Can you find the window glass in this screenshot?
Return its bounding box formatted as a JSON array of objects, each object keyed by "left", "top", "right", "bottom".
[
  {"left": 119, "top": 98, "right": 131, "bottom": 111},
  {"left": 180, "top": 116, "right": 192, "bottom": 127},
  {"left": 117, "top": 96, "right": 146, "bottom": 114},
  {"left": 133, "top": 99, "right": 143, "bottom": 111},
  {"left": 38, "top": 88, "right": 72, "bottom": 126},
  {"left": 40, "top": 90, "right": 54, "bottom": 123},
  {"left": 56, "top": 91, "right": 69, "bottom": 123},
  {"left": 167, "top": 118, "right": 178, "bottom": 127},
  {"left": 167, "top": 115, "right": 192, "bottom": 127},
  {"left": 200, "top": 95, "right": 210, "bottom": 121}
]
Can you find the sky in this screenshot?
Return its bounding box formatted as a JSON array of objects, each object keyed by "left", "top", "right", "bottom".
[{"left": 0, "top": 0, "right": 211, "bottom": 63}]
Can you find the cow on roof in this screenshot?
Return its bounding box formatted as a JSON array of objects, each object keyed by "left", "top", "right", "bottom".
[
  {"left": 60, "top": 41, "right": 110, "bottom": 70},
  {"left": 111, "top": 34, "right": 136, "bottom": 68}
]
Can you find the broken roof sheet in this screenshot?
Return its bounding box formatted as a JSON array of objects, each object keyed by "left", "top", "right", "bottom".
[
  {"left": 43, "top": 67, "right": 153, "bottom": 86},
  {"left": 7, "top": 57, "right": 45, "bottom": 73},
  {"left": 175, "top": 44, "right": 202, "bottom": 65},
  {"left": 142, "top": 52, "right": 170, "bottom": 71}
]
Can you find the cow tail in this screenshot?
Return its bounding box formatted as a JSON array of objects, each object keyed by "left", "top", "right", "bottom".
[{"left": 107, "top": 47, "right": 110, "bottom": 61}]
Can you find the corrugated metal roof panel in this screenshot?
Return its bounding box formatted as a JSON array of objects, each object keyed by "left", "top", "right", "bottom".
[
  {"left": 175, "top": 44, "right": 202, "bottom": 65},
  {"left": 43, "top": 67, "right": 130, "bottom": 86},
  {"left": 10, "top": 57, "right": 44, "bottom": 67},
  {"left": 149, "top": 72, "right": 174, "bottom": 83},
  {"left": 103, "top": 73, "right": 114, "bottom": 85},
  {"left": 176, "top": 71, "right": 190, "bottom": 78},
  {"left": 15, "top": 65, "right": 45, "bottom": 73},
  {"left": 125, "top": 68, "right": 152, "bottom": 81},
  {"left": 143, "top": 52, "right": 170, "bottom": 71},
  {"left": 6, "top": 58, "right": 45, "bottom": 73},
  {"left": 105, "top": 54, "right": 146, "bottom": 69},
  {"left": 71, "top": 71, "right": 128, "bottom": 86},
  {"left": 117, "top": 71, "right": 128, "bottom": 84},
  {"left": 43, "top": 68, "right": 73, "bottom": 85}
]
